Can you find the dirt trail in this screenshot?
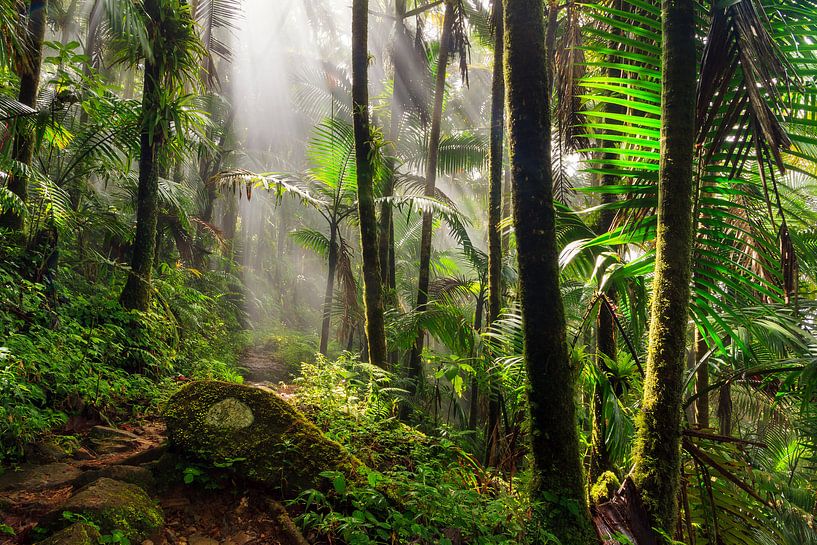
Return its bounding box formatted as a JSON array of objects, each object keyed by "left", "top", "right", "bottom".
[
  {"left": 238, "top": 349, "right": 292, "bottom": 386},
  {"left": 0, "top": 349, "right": 303, "bottom": 545}
]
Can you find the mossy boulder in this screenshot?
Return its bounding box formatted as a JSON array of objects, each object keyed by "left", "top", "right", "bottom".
[
  {"left": 41, "top": 477, "right": 163, "bottom": 542},
  {"left": 164, "top": 380, "right": 360, "bottom": 496},
  {"left": 35, "top": 523, "right": 100, "bottom": 545}
]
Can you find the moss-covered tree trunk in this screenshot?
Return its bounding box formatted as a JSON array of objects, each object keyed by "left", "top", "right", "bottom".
[
  {"left": 0, "top": 0, "right": 47, "bottom": 231},
  {"left": 352, "top": 0, "right": 388, "bottom": 368},
  {"left": 504, "top": 1, "right": 596, "bottom": 542},
  {"left": 484, "top": 0, "right": 505, "bottom": 467},
  {"left": 120, "top": 54, "right": 163, "bottom": 311},
  {"left": 408, "top": 2, "right": 454, "bottom": 391},
  {"left": 319, "top": 225, "right": 340, "bottom": 355},
  {"left": 630, "top": 0, "right": 697, "bottom": 533}
]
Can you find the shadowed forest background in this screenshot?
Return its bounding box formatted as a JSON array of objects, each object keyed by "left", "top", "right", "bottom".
[{"left": 2, "top": 0, "right": 817, "bottom": 544}]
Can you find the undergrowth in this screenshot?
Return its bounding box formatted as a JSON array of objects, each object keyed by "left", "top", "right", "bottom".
[
  {"left": 0, "top": 246, "right": 246, "bottom": 464},
  {"left": 290, "top": 354, "right": 538, "bottom": 544}
]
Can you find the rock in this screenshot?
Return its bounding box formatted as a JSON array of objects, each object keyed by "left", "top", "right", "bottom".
[
  {"left": 42, "top": 477, "right": 163, "bottom": 543},
  {"left": 117, "top": 444, "right": 167, "bottom": 466},
  {"left": 25, "top": 439, "right": 70, "bottom": 463},
  {"left": 0, "top": 463, "right": 83, "bottom": 492},
  {"left": 164, "top": 381, "right": 359, "bottom": 496},
  {"left": 35, "top": 523, "right": 100, "bottom": 545},
  {"left": 89, "top": 426, "right": 140, "bottom": 454},
  {"left": 72, "top": 465, "right": 156, "bottom": 493},
  {"left": 188, "top": 534, "right": 219, "bottom": 545},
  {"left": 72, "top": 447, "right": 95, "bottom": 461},
  {"left": 89, "top": 426, "right": 140, "bottom": 441}
]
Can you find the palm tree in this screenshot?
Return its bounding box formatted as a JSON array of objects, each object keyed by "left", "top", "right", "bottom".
[
  {"left": 0, "top": 0, "right": 48, "bottom": 231},
  {"left": 120, "top": 0, "right": 203, "bottom": 310},
  {"left": 409, "top": 0, "right": 472, "bottom": 393},
  {"left": 351, "top": 0, "right": 388, "bottom": 367},
  {"left": 484, "top": 0, "right": 504, "bottom": 467},
  {"left": 503, "top": 0, "right": 596, "bottom": 542}
]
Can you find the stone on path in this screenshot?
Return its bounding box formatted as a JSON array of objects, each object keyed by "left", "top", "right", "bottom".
[
  {"left": 41, "top": 477, "right": 163, "bottom": 543},
  {"left": 71, "top": 465, "right": 156, "bottom": 494},
  {"left": 35, "top": 523, "right": 100, "bottom": 545},
  {"left": 89, "top": 425, "right": 140, "bottom": 454},
  {"left": 0, "top": 463, "right": 83, "bottom": 492}
]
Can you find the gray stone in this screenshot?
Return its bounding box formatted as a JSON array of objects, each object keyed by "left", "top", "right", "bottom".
[
  {"left": 72, "top": 465, "right": 156, "bottom": 494},
  {"left": 0, "top": 463, "right": 82, "bottom": 492},
  {"left": 205, "top": 398, "right": 254, "bottom": 429},
  {"left": 35, "top": 523, "right": 100, "bottom": 545},
  {"left": 89, "top": 426, "right": 140, "bottom": 441}
]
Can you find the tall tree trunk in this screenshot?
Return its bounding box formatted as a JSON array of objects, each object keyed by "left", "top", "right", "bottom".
[
  {"left": 378, "top": 0, "right": 407, "bottom": 292},
  {"left": 352, "top": 0, "right": 388, "bottom": 368},
  {"left": 409, "top": 2, "right": 455, "bottom": 392},
  {"left": 631, "top": 0, "right": 697, "bottom": 533},
  {"left": 504, "top": 0, "right": 596, "bottom": 542},
  {"left": 120, "top": 55, "right": 164, "bottom": 310},
  {"left": 319, "top": 226, "right": 340, "bottom": 355},
  {"left": 0, "top": 0, "right": 47, "bottom": 231},
  {"left": 589, "top": 0, "right": 625, "bottom": 484},
  {"left": 484, "top": 0, "right": 505, "bottom": 467}
]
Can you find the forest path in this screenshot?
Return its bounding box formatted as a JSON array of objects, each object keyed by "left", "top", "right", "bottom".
[{"left": 238, "top": 347, "right": 293, "bottom": 386}]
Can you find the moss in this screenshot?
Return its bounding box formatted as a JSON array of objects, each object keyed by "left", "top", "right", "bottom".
[
  {"left": 590, "top": 471, "right": 621, "bottom": 505},
  {"left": 164, "top": 381, "right": 360, "bottom": 496},
  {"left": 44, "top": 478, "right": 163, "bottom": 542},
  {"left": 35, "top": 523, "right": 100, "bottom": 545}
]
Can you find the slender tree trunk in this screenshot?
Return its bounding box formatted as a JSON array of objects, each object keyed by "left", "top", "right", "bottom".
[
  {"left": 718, "top": 382, "right": 732, "bottom": 436},
  {"left": 378, "top": 0, "right": 407, "bottom": 291},
  {"left": 631, "top": 0, "right": 697, "bottom": 533},
  {"left": 352, "top": 0, "right": 388, "bottom": 368},
  {"left": 504, "top": 1, "right": 596, "bottom": 542},
  {"left": 409, "top": 2, "right": 455, "bottom": 391},
  {"left": 484, "top": 0, "right": 505, "bottom": 467},
  {"left": 0, "top": 0, "right": 47, "bottom": 231},
  {"left": 468, "top": 291, "right": 485, "bottom": 429},
  {"left": 319, "top": 226, "right": 340, "bottom": 355},
  {"left": 120, "top": 55, "right": 163, "bottom": 310},
  {"left": 589, "top": 0, "right": 625, "bottom": 484},
  {"left": 694, "top": 328, "right": 709, "bottom": 428}
]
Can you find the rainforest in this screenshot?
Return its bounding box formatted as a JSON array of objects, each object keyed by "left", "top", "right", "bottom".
[{"left": 1, "top": 0, "right": 817, "bottom": 544}]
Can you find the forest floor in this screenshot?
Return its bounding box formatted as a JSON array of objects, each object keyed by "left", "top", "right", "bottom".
[{"left": 0, "top": 349, "right": 303, "bottom": 545}]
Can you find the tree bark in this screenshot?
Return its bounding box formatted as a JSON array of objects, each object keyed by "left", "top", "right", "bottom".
[
  {"left": 120, "top": 53, "right": 163, "bottom": 311},
  {"left": 504, "top": 0, "right": 596, "bottom": 542},
  {"left": 319, "top": 226, "right": 339, "bottom": 355},
  {"left": 694, "top": 328, "right": 709, "bottom": 428},
  {"left": 484, "top": 0, "right": 505, "bottom": 467},
  {"left": 352, "top": 0, "right": 388, "bottom": 368},
  {"left": 408, "top": 2, "right": 455, "bottom": 392},
  {"left": 630, "top": 0, "right": 697, "bottom": 533},
  {"left": 378, "top": 0, "right": 407, "bottom": 292},
  {"left": 0, "top": 0, "right": 47, "bottom": 231}
]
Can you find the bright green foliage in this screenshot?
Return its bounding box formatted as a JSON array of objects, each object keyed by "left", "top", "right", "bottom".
[{"left": 0, "top": 248, "right": 244, "bottom": 463}]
